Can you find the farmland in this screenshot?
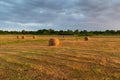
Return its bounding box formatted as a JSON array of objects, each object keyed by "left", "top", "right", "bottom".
[{"left": 0, "top": 35, "right": 120, "bottom": 80}]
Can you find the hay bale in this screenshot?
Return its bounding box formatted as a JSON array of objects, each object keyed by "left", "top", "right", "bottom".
[
  {"left": 33, "top": 35, "right": 37, "bottom": 39},
  {"left": 49, "top": 38, "right": 60, "bottom": 46},
  {"left": 21, "top": 36, "right": 26, "bottom": 39},
  {"left": 84, "top": 37, "right": 90, "bottom": 41},
  {"left": 17, "top": 36, "right": 21, "bottom": 39}
]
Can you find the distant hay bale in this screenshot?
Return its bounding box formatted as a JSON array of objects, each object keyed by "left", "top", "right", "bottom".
[
  {"left": 21, "top": 36, "right": 26, "bottom": 39},
  {"left": 84, "top": 37, "right": 90, "bottom": 41},
  {"left": 49, "top": 38, "right": 60, "bottom": 46},
  {"left": 33, "top": 35, "right": 37, "bottom": 39},
  {"left": 17, "top": 36, "right": 21, "bottom": 39}
]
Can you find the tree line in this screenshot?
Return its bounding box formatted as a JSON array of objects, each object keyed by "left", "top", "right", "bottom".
[{"left": 0, "top": 29, "right": 120, "bottom": 36}]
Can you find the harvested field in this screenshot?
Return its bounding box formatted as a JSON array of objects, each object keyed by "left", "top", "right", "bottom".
[{"left": 0, "top": 35, "right": 120, "bottom": 80}]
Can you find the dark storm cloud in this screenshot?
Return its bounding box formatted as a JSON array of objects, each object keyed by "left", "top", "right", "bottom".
[{"left": 0, "top": 0, "right": 120, "bottom": 31}]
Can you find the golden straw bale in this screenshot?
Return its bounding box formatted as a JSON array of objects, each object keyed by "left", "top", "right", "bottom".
[
  {"left": 17, "top": 36, "right": 21, "bottom": 39},
  {"left": 49, "top": 38, "right": 60, "bottom": 46},
  {"left": 21, "top": 36, "right": 26, "bottom": 39},
  {"left": 33, "top": 35, "right": 37, "bottom": 39},
  {"left": 84, "top": 37, "right": 90, "bottom": 41}
]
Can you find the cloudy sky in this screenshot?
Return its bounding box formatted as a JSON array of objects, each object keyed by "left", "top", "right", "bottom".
[{"left": 0, "top": 0, "right": 120, "bottom": 31}]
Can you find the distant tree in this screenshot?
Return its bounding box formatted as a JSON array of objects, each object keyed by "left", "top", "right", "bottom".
[
  {"left": 21, "top": 30, "right": 26, "bottom": 34},
  {"left": 0, "top": 29, "right": 120, "bottom": 36},
  {"left": 66, "top": 29, "right": 74, "bottom": 35},
  {"left": 58, "top": 30, "right": 64, "bottom": 35},
  {"left": 74, "top": 29, "right": 79, "bottom": 35}
]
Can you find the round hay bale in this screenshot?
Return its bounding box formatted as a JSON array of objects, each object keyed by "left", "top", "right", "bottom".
[
  {"left": 84, "top": 37, "right": 90, "bottom": 41},
  {"left": 33, "top": 35, "right": 37, "bottom": 39},
  {"left": 17, "top": 36, "right": 21, "bottom": 39},
  {"left": 49, "top": 38, "right": 60, "bottom": 46},
  {"left": 21, "top": 36, "right": 26, "bottom": 39}
]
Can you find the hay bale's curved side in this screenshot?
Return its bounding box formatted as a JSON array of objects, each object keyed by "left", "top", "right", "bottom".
[
  {"left": 17, "top": 36, "right": 21, "bottom": 39},
  {"left": 49, "top": 38, "right": 60, "bottom": 46},
  {"left": 84, "top": 37, "right": 90, "bottom": 41},
  {"left": 33, "top": 35, "right": 37, "bottom": 39},
  {"left": 21, "top": 36, "right": 26, "bottom": 39}
]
